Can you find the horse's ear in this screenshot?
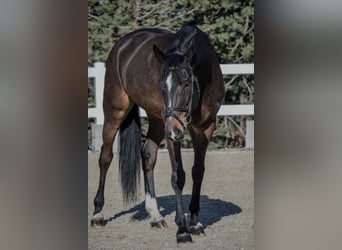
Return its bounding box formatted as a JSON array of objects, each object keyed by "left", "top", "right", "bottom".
[
  {"left": 183, "top": 41, "right": 196, "bottom": 67},
  {"left": 153, "top": 44, "right": 166, "bottom": 63}
]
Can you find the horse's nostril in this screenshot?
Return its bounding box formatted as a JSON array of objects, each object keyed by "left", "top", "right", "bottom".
[
  {"left": 165, "top": 131, "right": 175, "bottom": 141},
  {"left": 165, "top": 131, "right": 172, "bottom": 138},
  {"left": 165, "top": 129, "right": 183, "bottom": 141},
  {"left": 175, "top": 131, "right": 184, "bottom": 140}
]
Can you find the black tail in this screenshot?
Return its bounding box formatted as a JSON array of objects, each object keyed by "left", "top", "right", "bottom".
[{"left": 119, "top": 104, "right": 141, "bottom": 205}]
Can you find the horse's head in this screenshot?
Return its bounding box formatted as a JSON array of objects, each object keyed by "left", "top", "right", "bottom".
[{"left": 153, "top": 27, "right": 198, "bottom": 141}]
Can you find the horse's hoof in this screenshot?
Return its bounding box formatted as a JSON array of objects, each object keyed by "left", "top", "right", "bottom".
[
  {"left": 189, "top": 223, "right": 206, "bottom": 236},
  {"left": 91, "top": 216, "right": 105, "bottom": 228},
  {"left": 176, "top": 232, "right": 193, "bottom": 243},
  {"left": 151, "top": 219, "right": 168, "bottom": 229}
]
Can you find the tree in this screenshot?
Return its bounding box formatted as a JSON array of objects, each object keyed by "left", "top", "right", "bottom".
[{"left": 89, "top": 0, "right": 253, "bottom": 64}]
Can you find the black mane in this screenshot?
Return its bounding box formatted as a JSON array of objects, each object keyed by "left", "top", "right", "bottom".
[{"left": 168, "top": 25, "right": 197, "bottom": 55}]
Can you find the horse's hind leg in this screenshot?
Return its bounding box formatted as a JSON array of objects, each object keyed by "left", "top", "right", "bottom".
[
  {"left": 141, "top": 118, "right": 167, "bottom": 228},
  {"left": 91, "top": 81, "right": 132, "bottom": 227},
  {"left": 91, "top": 119, "right": 118, "bottom": 227},
  {"left": 188, "top": 122, "right": 216, "bottom": 236}
]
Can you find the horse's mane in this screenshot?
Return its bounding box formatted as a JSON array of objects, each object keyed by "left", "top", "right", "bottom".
[{"left": 168, "top": 25, "right": 197, "bottom": 55}]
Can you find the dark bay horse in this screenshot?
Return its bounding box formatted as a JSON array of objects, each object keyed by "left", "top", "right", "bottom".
[{"left": 91, "top": 25, "right": 225, "bottom": 243}]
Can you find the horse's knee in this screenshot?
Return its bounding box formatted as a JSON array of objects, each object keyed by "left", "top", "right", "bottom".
[
  {"left": 171, "top": 172, "right": 178, "bottom": 190},
  {"left": 170, "top": 168, "right": 185, "bottom": 191},
  {"left": 141, "top": 148, "right": 154, "bottom": 167},
  {"left": 192, "top": 164, "right": 205, "bottom": 180},
  {"left": 177, "top": 167, "right": 185, "bottom": 190}
]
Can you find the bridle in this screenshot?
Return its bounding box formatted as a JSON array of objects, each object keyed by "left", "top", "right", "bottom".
[{"left": 163, "top": 66, "right": 200, "bottom": 130}]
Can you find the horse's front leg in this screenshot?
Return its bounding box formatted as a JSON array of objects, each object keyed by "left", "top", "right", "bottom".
[
  {"left": 167, "top": 140, "right": 192, "bottom": 243},
  {"left": 142, "top": 119, "right": 167, "bottom": 228},
  {"left": 187, "top": 123, "right": 215, "bottom": 236}
]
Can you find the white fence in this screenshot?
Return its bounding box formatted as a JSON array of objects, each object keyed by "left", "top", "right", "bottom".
[
  {"left": 88, "top": 63, "right": 106, "bottom": 124},
  {"left": 88, "top": 62, "right": 254, "bottom": 124}
]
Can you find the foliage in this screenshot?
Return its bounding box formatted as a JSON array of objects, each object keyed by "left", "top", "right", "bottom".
[
  {"left": 88, "top": 0, "right": 254, "bottom": 149},
  {"left": 89, "top": 0, "right": 254, "bottom": 64}
]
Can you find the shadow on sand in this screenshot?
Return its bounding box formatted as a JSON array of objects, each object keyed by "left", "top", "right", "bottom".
[{"left": 105, "top": 195, "right": 241, "bottom": 228}]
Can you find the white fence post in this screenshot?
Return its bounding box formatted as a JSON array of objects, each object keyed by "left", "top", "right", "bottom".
[
  {"left": 88, "top": 62, "right": 105, "bottom": 124},
  {"left": 245, "top": 120, "right": 254, "bottom": 148}
]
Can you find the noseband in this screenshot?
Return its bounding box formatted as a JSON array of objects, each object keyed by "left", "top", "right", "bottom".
[
  {"left": 164, "top": 106, "right": 190, "bottom": 131},
  {"left": 163, "top": 67, "right": 200, "bottom": 130}
]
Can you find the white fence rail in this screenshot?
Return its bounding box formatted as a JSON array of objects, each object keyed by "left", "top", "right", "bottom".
[
  {"left": 88, "top": 62, "right": 254, "bottom": 124},
  {"left": 88, "top": 63, "right": 106, "bottom": 124}
]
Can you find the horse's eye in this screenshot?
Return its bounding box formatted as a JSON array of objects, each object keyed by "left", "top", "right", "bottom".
[{"left": 184, "top": 81, "right": 191, "bottom": 88}]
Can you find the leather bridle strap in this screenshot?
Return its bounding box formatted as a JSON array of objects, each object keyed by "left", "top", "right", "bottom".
[
  {"left": 164, "top": 107, "right": 190, "bottom": 130},
  {"left": 163, "top": 67, "right": 199, "bottom": 130}
]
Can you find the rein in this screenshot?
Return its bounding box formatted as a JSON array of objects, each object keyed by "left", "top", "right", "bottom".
[{"left": 163, "top": 68, "right": 200, "bottom": 130}]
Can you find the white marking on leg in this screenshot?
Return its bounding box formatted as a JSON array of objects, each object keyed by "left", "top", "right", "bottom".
[
  {"left": 145, "top": 192, "right": 162, "bottom": 221},
  {"left": 92, "top": 212, "right": 104, "bottom": 219}
]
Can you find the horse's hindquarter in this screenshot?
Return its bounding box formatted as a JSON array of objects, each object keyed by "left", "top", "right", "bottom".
[{"left": 115, "top": 30, "right": 174, "bottom": 119}]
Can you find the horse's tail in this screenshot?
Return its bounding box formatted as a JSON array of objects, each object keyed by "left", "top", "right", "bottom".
[{"left": 119, "top": 104, "right": 141, "bottom": 205}]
